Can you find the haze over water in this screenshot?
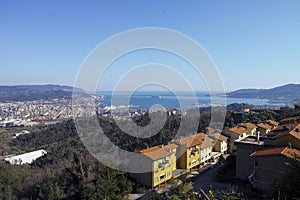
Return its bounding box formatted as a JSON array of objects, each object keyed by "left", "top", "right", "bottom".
[{"left": 97, "top": 91, "right": 286, "bottom": 109}]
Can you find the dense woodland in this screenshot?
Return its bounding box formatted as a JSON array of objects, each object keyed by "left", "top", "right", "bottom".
[{"left": 0, "top": 104, "right": 300, "bottom": 199}]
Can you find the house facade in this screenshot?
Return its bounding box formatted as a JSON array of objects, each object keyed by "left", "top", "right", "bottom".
[
  {"left": 257, "top": 123, "right": 272, "bottom": 136},
  {"left": 243, "top": 123, "right": 257, "bottom": 135},
  {"left": 223, "top": 126, "right": 247, "bottom": 153},
  {"left": 175, "top": 135, "right": 202, "bottom": 170},
  {"left": 130, "top": 144, "right": 178, "bottom": 189},
  {"left": 234, "top": 136, "right": 266, "bottom": 180},
  {"left": 212, "top": 133, "right": 228, "bottom": 154},
  {"left": 250, "top": 147, "right": 300, "bottom": 190}
]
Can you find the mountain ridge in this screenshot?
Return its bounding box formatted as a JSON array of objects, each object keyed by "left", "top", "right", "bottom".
[
  {"left": 228, "top": 83, "right": 300, "bottom": 104},
  {"left": 0, "top": 84, "right": 82, "bottom": 102}
]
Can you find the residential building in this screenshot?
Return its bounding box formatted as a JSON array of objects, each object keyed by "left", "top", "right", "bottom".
[
  {"left": 280, "top": 116, "right": 300, "bottom": 125},
  {"left": 273, "top": 123, "right": 300, "bottom": 149},
  {"left": 130, "top": 144, "right": 178, "bottom": 189},
  {"left": 234, "top": 136, "right": 266, "bottom": 180},
  {"left": 223, "top": 126, "right": 247, "bottom": 153},
  {"left": 242, "top": 123, "right": 257, "bottom": 135},
  {"left": 257, "top": 123, "right": 272, "bottom": 136},
  {"left": 250, "top": 146, "right": 300, "bottom": 190},
  {"left": 212, "top": 133, "right": 228, "bottom": 154},
  {"left": 175, "top": 135, "right": 202, "bottom": 170},
  {"left": 266, "top": 120, "right": 279, "bottom": 129},
  {"left": 195, "top": 133, "right": 214, "bottom": 165}
]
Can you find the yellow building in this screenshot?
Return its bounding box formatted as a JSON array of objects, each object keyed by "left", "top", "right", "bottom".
[
  {"left": 175, "top": 135, "right": 202, "bottom": 170},
  {"left": 130, "top": 144, "right": 178, "bottom": 189}
]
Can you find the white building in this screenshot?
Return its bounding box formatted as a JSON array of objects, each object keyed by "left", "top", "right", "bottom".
[{"left": 4, "top": 149, "right": 47, "bottom": 165}]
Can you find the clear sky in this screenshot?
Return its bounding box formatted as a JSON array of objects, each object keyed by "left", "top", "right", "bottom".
[{"left": 1, "top": 0, "right": 300, "bottom": 91}]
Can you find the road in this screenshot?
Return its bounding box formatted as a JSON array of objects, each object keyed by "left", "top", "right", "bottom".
[{"left": 193, "top": 164, "right": 230, "bottom": 193}]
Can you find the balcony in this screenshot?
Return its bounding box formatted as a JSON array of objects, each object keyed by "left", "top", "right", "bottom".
[
  {"left": 158, "top": 160, "right": 170, "bottom": 168},
  {"left": 191, "top": 149, "right": 199, "bottom": 156}
]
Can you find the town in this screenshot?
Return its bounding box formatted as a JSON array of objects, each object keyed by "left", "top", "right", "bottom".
[
  {"left": 2, "top": 99, "right": 300, "bottom": 199},
  {"left": 130, "top": 116, "right": 300, "bottom": 194}
]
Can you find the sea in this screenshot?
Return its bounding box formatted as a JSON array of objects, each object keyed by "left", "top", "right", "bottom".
[{"left": 96, "top": 91, "right": 286, "bottom": 109}]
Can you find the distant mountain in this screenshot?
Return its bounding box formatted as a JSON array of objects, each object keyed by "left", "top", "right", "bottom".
[
  {"left": 0, "top": 84, "right": 83, "bottom": 102},
  {"left": 228, "top": 84, "right": 300, "bottom": 104}
]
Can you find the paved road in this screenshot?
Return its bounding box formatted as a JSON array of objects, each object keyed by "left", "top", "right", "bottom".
[{"left": 193, "top": 164, "right": 230, "bottom": 193}]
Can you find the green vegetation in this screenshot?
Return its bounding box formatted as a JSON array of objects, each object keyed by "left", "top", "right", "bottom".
[
  {"left": 1, "top": 104, "right": 300, "bottom": 199},
  {"left": 216, "top": 155, "right": 236, "bottom": 183},
  {"left": 0, "top": 120, "right": 133, "bottom": 200},
  {"left": 272, "top": 154, "right": 300, "bottom": 200}
]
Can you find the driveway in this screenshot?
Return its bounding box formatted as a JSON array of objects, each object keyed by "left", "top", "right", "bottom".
[{"left": 192, "top": 164, "right": 230, "bottom": 193}]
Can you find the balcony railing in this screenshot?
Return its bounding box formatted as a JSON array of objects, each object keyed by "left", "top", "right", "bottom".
[{"left": 158, "top": 160, "right": 170, "bottom": 168}]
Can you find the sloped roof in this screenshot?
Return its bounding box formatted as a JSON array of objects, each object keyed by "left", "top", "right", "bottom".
[
  {"left": 139, "top": 145, "right": 173, "bottom": 161},
  {"left": 200, "top": 136, "right": 215, "bottom": 149},
  {"left": 226, "top": 126, "right": 247, "bottom": 135},
  {"left": 162, "top": 143, "right": 178, "bottom": 151},
  {"left": 257, "top": 123, "right": 272, "bottom": 130},
  {"left": 266, "top": 120, "right": 279, "bottom": 126},
  {"left": 244, "top": 123, "right": 257, "bottom": 129},
  {"left": 176, "top": 135, "right": 202, "bottom": 148},
  {"left": 214, "top": 133, "right": 229, "bottom": 141},
  {"left": 289, "top": 123, "right": 300, "bottom": 140},
  {"left": 275, "top": 123, "right": 300, "bottom": 141},
  {"left": 250, "top": 146, "right": 300, "bottom": 158},
  {"left": 280, "top": 116, "right": 300, "bottom": 123}
]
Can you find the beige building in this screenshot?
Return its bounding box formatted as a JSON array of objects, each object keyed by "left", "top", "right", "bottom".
[
  {"left": 266, "top": 120, "right": 279, "bottom": 129},
  {"left": 257, "top": 123, "right": 272, "bottom": 136},
  {"left": 212, "top": 133, "right": 228, "bottom": 154},
  {"left": 195, "top": 133, "right": 214, "bottom": 165},
  {"left": 234, "top": 136, "right": 266, "bottom": 180},
  {"left": 273, "top": 123, "right": 300, "bottom": 149},
  {"left": 250, "top": 146, "right": 300, "bottom": 190},
  {"left": 243, "top": 123, "right": 257, "bottom": 135},
  {"left": 223, "top": 126, "right": 247, "bottom": 153}
]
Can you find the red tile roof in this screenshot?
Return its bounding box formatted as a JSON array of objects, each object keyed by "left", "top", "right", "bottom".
[
  {"left": 280, "top": 116, "right": 300, "bottom": 123},
  {"left": 244, "top": 123, "right": 257, "bottom": 129},
  {"left": 257, "top": 123, "right": 272, "bottom": 130},
  {"left": 226, "top": 126, "right": 247, "bottom": 135},
  {"left": 210, "top": 133, "right": 228, "bottom": 141},
  {"left": 275, "top": 123, "right": 300, "bottom": 141},
  {"left": 250, "top": 146, "right": 300, "bottom": 158},
  {"left": 176, "top": 135, "right": 202, "bottom": 148},
  {"left": 266, "top": 120, "right": 279, "bottom": 126},
  {"left": 139, "top": 145, "right": 174, "bottom": 161}
]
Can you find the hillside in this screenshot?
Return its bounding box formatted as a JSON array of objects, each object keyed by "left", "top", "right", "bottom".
[
  {"left": 228, "top": 84, "right": 300, "bottom": 104},
  {"left": 0, "top": 84, "right": 83, "bottom": 102}
]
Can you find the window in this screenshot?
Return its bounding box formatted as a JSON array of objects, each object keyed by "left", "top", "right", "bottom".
[{"left": 155, "top": 177, "right": 158, "bottom": 182}]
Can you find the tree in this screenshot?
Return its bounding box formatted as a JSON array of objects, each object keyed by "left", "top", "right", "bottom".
[{"left": 273, "top": 154, "right": 300, "bottom": 199}]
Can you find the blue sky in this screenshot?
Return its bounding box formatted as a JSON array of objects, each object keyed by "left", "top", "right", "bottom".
[{"left": 1, "top": 0, "right": 300, "bottom": 91}]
